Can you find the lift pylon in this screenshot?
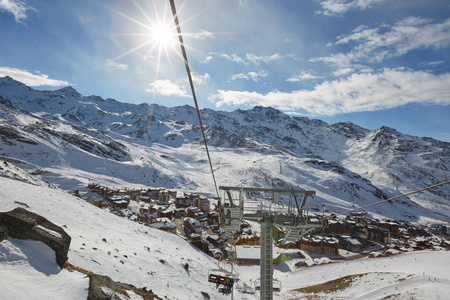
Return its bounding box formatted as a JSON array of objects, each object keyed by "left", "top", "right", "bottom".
[{"left": 218, "top": 186, "right": 324, "bottom": 300}]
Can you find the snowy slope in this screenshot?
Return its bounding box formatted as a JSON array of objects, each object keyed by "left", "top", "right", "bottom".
[
  {"left": 0, "top": 238, "right": 89, "bottom": 300},
  {"left": 0, "top": 175, "right": 239, "bottom": 299},
  {"left": 0, "top": 76, "right": 449, "bottom": 224}
]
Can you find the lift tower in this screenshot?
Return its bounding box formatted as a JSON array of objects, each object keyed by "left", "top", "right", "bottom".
[{"left": 218, "top": 186, "right": 324, "bottom": 300}]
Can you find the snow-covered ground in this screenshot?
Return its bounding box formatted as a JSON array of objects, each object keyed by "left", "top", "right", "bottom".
[
  {"left": 0, "top": 176, "right": 236, "bottom": 299},
  {"left": 1, "top": 174, "right": 449, "bottom": 299},
  {"left": 0, "top": 238, "right": 88, "bottom": 300}
]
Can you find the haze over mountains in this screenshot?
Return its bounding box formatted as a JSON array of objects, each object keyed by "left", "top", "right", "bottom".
[{"left": 0, "top": 76, "right": 449, "bottom": 224}]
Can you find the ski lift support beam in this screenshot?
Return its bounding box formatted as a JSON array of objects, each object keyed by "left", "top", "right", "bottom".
[{"left": 218, "top": 186, "right": 318, "bottom": 300}]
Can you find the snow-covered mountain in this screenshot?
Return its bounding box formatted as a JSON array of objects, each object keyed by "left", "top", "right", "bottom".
[{"left": 0, "top": 76, "right": 449, "bottom": 223}]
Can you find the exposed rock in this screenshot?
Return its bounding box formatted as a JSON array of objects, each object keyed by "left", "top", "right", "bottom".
[
  {"left": 0, "top": 207, "right": 71, "bottom": 268},
  {"left": 0, "top": 224, "right": 7, "bottom": 242},
  {"left": 87, "top": 274, "right": 159, "bottom": 300}
]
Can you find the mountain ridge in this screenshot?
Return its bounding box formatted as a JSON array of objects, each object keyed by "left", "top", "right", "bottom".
[{"left": 0, "top": 76, "right": 449, "bottom": 223}]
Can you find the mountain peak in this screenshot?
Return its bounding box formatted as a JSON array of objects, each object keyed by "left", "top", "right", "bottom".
[
  {"left": 55, "top": 86, "right": 82, "bottom": 98},
  {"left": 328, "top": 121, "right": 369, "bottom": 139},
  {"left": 0, "top": 76, "right": 28, "bottom": 88}
]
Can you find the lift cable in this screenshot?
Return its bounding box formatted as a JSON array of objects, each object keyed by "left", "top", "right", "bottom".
[
  {"left": 169, "top": 0, "right": 220, "bottom": 199},
  {"left": 334, "top": 180, "right": 450, "bottom": 217}
]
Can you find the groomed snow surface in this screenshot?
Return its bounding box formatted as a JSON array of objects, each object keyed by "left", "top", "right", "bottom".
[{"left": 0, "top": 176, "right": 449, "bottom": 299}]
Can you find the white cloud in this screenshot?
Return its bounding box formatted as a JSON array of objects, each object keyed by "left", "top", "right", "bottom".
[
  {"left": 105, "top": 59, "right": 128, "bottom": 70},
  {"left": 0, "top": 67, "right": 70, "bottom": 86},
  {"left": 209, "top": 68, "right": 450, "bottom": 116},
  {"left": 188, "top": 30, "right": 213, "bottom": 40},
  {"left": 0, "top": 0, "right": 32, "bottom": 23},
  {"left": 192, "top": 73, "right": 210, "bottom": 85},
  {"left": 313, "top": 17, "right": 450, "bottom": 68},
  {"left": 332, "top": 68, "right": 354, "bottom": 77},
  {"left": 146, "top": 79, "right": 190, "bottom": 98},
  {"left": 420, "top": 60, "right": 445, "bottom": 68},
  {"left": 230, "top": 70, "right": 268, "bottom": 82},
  {"left": 246, "top": 53, "right": 296, "bottom": 65},
  {"left": 211, "top": 52, "right": 296, "bottom": 66},
  {"left": 219, "top": 53, "right": 248, "bottom": 65},
  {"left": 317, "top": 0, "right": 384, "bottom": 16},
  {"left": 287, "top": 71, "right": 322, "bottom": 82},
  {"left": 201, "top": 56, "right": 214, "bottom": 63}
]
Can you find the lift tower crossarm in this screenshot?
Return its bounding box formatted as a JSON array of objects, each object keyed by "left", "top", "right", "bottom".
[{"left": 219, "top": 186, "right": 315, "bottom": 197}]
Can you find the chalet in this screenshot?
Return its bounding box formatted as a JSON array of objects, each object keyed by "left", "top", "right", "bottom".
[
  {"left": 129, "top": 190, "right": 142, "bottom": 202},
  {"left": 138, "top": 212, "right": 157, "bottom": 224},
  {"left": 140, "top": 196, "right": 151, "bottom": 203},
  {"left": 88, "top": 183, "right": 100, "bottom": 192},
  {"left": 175, "top": 192, "right": 191, "bottom": 207},
  {"left": 206, "top": 211, "right": 219, "bottom": 224},
  {"left": 299, "top": 236, "right": 322, "bottom": 253},
  {"left": 189, "top": 233, "right": 202, "bottom": 242},
  {"left": 149, "top": 217, "right": 177, "bottom": 233},
  {"left": 158, "top": 189, "right": 170, "bottom": 202},
  {"left": 193, "top": 197, "right": 210, "bottom": 212},
  {"left": 408, "top": 226, "right": 431, "bottom": 237},
  {"left": 198, "top": 217, "right": 208, "bottom": 228},
  {"left": 150, "top": 204, "right": 167, "bottom": 215},
  {"left": 235, "top": 234, "right": 260, "bottom": 246},
  {"left": 117, "top": 189, "right": 128, "bottom": 197},
  {"left": 367, "top": 225, "right": 391, "bottom": 244},
  {"left": 157, "top": 205, "right": 175, "bottom": 219},
  {"left": 235, "top": 245, "right": 261, "bottom": 265},
  {"left": 172, "top": 208, "right": 186, "bottom": 218},
  {"left": 184, "top": 217, "right": 202, "bottom": 234},
  {"left": 322, "top": 237, "right": 339, "bottom": 255},
  {"left": 139, "top": 206, "right": 150, "bottom": 214},
  {"left": 146, "top": 188, "right": 162, "bottom": 199},
  {"left": 109, "top": 197, "right": 129, "bottom": 211},
  {"left": 298, "top": 236, "right": 339, "bottom": 255},
  {"left": 187, "top": 193, "right": 200, "bottom": 202},
  {"left": 241, "top": 221, "right": 251, "bottom": 230},
  {"left": 186, "top": 207, "right": 208, "bottom": 226},
  {"left": 186, "top": 206, "right": 201, "bottom": 218},
  {"left": 345, "top": 238, "right": 362, "bottom": 252},
  {"left": 93, "top": 199, "right": 109, "bottom": 209},
  {"left": 191, "top": 239, "right": 209, "bottom": 252},
  {"left": 209, "top": 247, "right": 223, "bottom": 259},
  {"left": 157, "top": 200, "right": 170, "bottom": 206},
  {"left": 207, "top": 234, "right": 224, "bottom": 248},
  {"left": 321, "top": 219, "right": 354, "bottom": 234},
  {"left": 429, "top": 224, "right": 448, "bottom": 236}
]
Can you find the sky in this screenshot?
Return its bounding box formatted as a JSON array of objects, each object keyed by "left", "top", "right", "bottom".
[{"left": 0, "top": 0, "right": 449, "bottom": 141}]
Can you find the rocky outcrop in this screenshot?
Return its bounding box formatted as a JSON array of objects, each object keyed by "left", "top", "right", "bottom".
[
  {"left": 87, "top": 274, "right": 160, "bottom": 300},
  {"left": 0, "top": 207, "right": 71, "bottom": 268},
  {"left": 0, "top": 224, "right": 7, "bottom": 242}
]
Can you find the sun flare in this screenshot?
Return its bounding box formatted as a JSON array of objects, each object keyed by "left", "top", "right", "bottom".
[{"left": 150, "top": 22, "right": 175, "bottom": 47}]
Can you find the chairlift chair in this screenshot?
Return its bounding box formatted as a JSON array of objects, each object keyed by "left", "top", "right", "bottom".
[
  {"left": 254, "top": 277, "right": 282, "bottom": 292},
  {"left": 208, "top": 268, "right": 236, "bottom": 294}
]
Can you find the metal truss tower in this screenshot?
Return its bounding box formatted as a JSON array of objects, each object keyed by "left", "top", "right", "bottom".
[{"left": 218, "top": 186, "right": 324, "bottom": 300}]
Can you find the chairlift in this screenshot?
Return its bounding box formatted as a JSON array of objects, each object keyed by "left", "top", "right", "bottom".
[
  {"left": 208, "top": 268, "right": 236, "bottom": 295},
  {"left": 254, "top": 277, "right": 282, "bottom": 292},
  {"left": 235, "top": 280, "right": 256, "bottom": 295}
]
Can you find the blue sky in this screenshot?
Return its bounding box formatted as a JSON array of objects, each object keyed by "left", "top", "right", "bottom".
[{"left": 1, "top": 0, "right": 449, "bottom": 141}]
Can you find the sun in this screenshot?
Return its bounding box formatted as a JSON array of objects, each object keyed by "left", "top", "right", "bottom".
[
  {"left": 105, "top": 0, "right": 191, "bottom": 78},
  {"left": 150, "top": 22, "right": 176, "bottom": 47}
]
